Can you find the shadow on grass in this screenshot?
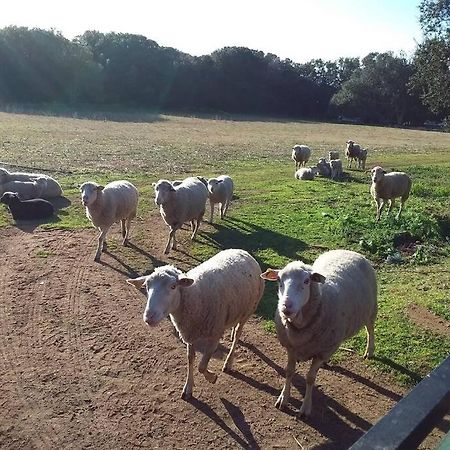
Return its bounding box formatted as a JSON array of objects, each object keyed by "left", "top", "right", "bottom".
[
  {"left": 199, "top": 216, "right": 308, "bottom": 266},
  {"left": 371, "top": 355, "right": 422, "bottom": 385}
]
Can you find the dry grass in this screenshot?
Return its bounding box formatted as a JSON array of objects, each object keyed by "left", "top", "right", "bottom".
[{"left": 1, "top": 112, "right": 450, "bottom": 174}]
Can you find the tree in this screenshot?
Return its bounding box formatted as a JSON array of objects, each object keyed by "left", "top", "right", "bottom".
[{"left": 411, "top": 0, "right": 450, "bottom": 116}]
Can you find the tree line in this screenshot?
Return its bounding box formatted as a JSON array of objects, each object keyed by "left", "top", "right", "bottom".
[{"left": 0, "top": 0, "right": 448, "bottom": 125}]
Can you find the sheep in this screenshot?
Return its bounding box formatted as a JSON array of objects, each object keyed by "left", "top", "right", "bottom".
[
  {"left": 0, "top": 192, "right": 54, "bottom": 221},
  {"left": 80, "top": 180, "right": 139, "bottom": 262},
  {"left": 295, "top": 166, "right": 319, "bottom": 180},
  {"left": 292, "top": 145, "right": 312, "bottom": 169},
  {"left": 153, "top": 177, "right": 208, "bottom": 255},
  {"left": 207, "top": 175, "right": 234, "bottom": 223},
  {"left": 127, "top": 248, "right": 265, "bottom": 399},
  {"left": 316, "top": 158, "right": 331, "bottom": 178},
  {"left": 370, "top": 166, "right": 412, "bottom": 221},
  {"left": 0, "top": 167, "right": 63, "bottom": 197},
  {"left": 0, "top": 178, "right": 48, "bottom": 200},
  {"left": 261, "top": 249, "right": 377, "bottom": 417},
  {"left": 329, "top": 158, "right": 343, "bottom": 180},
  {"left": 357, "top": 148, "right": 368, "bottom": 170},
  {"left": 328, "top": 150, "right": 340, "bottom": 161},
  {"left": 345, "top": 140, "right": 362, "bottom": 168}
]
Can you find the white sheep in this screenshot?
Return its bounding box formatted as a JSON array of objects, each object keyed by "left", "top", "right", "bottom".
[
  {"left": 329, "top": 150, "right": 340, "bottom": 161},
  {"left": 0, "top": 177, "right": 48, "bottom": 200},
  {"left": 127, "top": 248, "right": 265, "bottom": 399},
  {"left": 329, "top": 158, "right": 343, "bottom": 180},
  {"left": 345, "top": 140, "right": 362, "bottom": 168},
  {"left": 370, "top": 166, "right": 412, "bottom": 221},
  {"left": 0, "top": 167, "right": 63, "bottom": 197},
  {"left": 295, "top": 166, "right": 319, "bottom": 180},
  {"left": 316, "top": 158, "right": 331, "bottom": 178},
  {"left": 358, "top": 148, "right": 368, "bottom": 170},
  {"left": 80, "top": 180, "right": 139, "bottom": 262},
  {"left": 292, "top": 145, "right": 312, "bottom": 169},
  {"left": 207, "top": 175, "right": 234, "bottom": 222},
  {"left": 261, "top": 249, "right": 377, "bottom": 417},
  {"left": 153, "top": 177, "right": 208, "bottom": 255}
]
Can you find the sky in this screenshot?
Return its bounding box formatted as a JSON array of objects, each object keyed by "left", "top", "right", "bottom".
[{"left": 0, "top": 0, "right": 423, "bottom": 63}]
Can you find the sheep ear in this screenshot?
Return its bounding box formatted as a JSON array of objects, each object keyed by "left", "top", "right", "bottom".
[
  {"left": 217, "top": 179, "right": 223, "bottom": 183},
  {"left": 126, "top": 276, "right": 147, "bottom": 289},
  {"left": 97, "top": 185, "right": 105, "bottom": 191},
  {"left": 177, "top": 277, "right": 194, "bottom": 287},
  {"left": 382, "top": 170, "right": 387, "bottom": 174},
  {"left": 260, "top": 268, "right": 279, "bottom": 281},
  {"left": 311, "top": 272, "right": 326, "bottom": 284}
]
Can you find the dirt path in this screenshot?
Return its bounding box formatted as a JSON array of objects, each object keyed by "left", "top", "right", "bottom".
[{"left": 0, "top": 223, "right": 447, "bottom": 449}]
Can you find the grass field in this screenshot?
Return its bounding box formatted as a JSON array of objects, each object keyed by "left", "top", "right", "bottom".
[{"left": 1, "top": 111, "right": 449, "bottom": 386}]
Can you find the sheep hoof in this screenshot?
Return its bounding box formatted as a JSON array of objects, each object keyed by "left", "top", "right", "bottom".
[
  {"left": 181, "top": 390, "right": 192, "bottom": 401},
  {"left": 222, "top": 364, "right": 233, "bottom": 373},
  {"left": 298, "top": 407, "right": 311, "bottom": 419},
  {"left": 94, "top": 255, "right": 101, "bottom": 262},
  {"left": 275, "top": 397, "right": 287, "bottom": 410}
]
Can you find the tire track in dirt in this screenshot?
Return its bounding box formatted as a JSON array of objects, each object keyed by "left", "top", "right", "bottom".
[{"left": 0, "top": 229, "right": 60, "bottom": 448}]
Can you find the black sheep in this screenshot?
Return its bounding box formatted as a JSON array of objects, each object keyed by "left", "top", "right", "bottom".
[{"left": 0, "top": 192, "right": 54, "bottom": 220}]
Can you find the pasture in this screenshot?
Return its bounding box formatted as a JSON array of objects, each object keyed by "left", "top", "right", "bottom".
[{"left": 0, "top": 111, "right": 449, "bottom": 449}]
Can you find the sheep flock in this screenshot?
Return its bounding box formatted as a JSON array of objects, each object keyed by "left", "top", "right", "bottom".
[{"left": 0, "top": 134, "right": 416, "bottom": 423}]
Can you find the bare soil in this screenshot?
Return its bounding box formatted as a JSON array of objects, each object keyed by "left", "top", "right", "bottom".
[
  {"left": 407, "top": 303, "right": 450, "bottom": 338},
  {"left": 0, "top": 221, "right": 447, "bottom": 449}
]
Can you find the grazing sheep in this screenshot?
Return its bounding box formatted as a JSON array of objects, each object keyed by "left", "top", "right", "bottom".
[
  {"left": 292, "top": 145, "right": 312, "bottom": 169},
  {"left": 153, "top": 177, "right": 208, "bottom": 255},
  {"left": 0, "top": 192, "right": 54, "bottom": 221},
  {"left": 370, "top": 166, "right": 412, "bottom": 221},
  {"left": 345, "top": 140, "right": 362, "bottom": 168},
  {"left": 0, "top": 178, "right": 48, "bottom": 200},
  {"left": 357, "top": 148, "right": 368, "bottom": 170},
  {"left": 261, "top": 249, "right": 377, "bottom": 417},
  {"left": 127, "top": 248, "right": 264, "bottom": 399},
  {"left": 80, "top": 180, "right": 139, "bottom": 262},
  {"left": 0, "top": 167, "right": 63, "bottom": 197},
  {"left": 207, "top": 175, "right": 234, "bottom": 223},
  {"left": 329, "top": 159, "right": 343, "bottom": 180},
  {"left": 329, "top": 150, "right": 340, "bottom": 161},
  {"left": 316, "top": 158, "right": 331, "bottom": 178},
  {"left": 295, "top": 166, "right": 319, "bottom": 180}
]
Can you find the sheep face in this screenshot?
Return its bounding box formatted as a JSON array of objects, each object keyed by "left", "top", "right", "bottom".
[
  {"left": 127, "top": 267, "right": 194, "bottom": 326},
  {"left": 153, "top": 180, "right": 174, "bottom": 206},
  {"left": 371, "top": 166, "right": 385, "bottom": 183},
  {"left": 207, "top": 178, "right": 223, "bottom": 195},
  {"left": 261, "top": 262, "right": 325, "bottom": 323},
  {"left": 0, "top": 192, "right": 20, "bottom": 205},
  {"left": 80, "top": 182, "right": 103, "bottom": 206}
]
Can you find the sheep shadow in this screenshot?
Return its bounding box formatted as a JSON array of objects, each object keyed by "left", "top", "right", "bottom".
[
  {"left": 13, "top": 213, "right": 62, "bottom": 233},
  {"left": 49, "top": 196, "right": 71, "bottom": 211},
  {"left": 199, "top": 216, "right": 308, "bottom": 265},
  {"left": 229, "top": 341, "right": 411, "bottom": 449}
]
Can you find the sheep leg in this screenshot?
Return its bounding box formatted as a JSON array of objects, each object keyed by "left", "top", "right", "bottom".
[
  {"left": 387, "top": 199, "right": 394, "bottom": 215},
  {"left": 230, "top": 326, "right": 236, "bottom": 342},
  {"left": 181, "top": 344, "right": 195, "bottom": 400},
  {"left": 396, "top": 199, "right": 405, "bottom": 220},
  {"left": 191, "top": 218, "right": 201, "bottom": 240},
  {"left": 223, "top": 322, "right": 243, "bottom": 372},
  {"left": 275, "top": 349, "right": 296, "bottom": 410},
  {"left": 122, "top": 217, "right": 132, "bottom": 246},
  {"left": 209, "top": 200, "right": 214, "bottom": 223},
  {"left": 223, "top": 199, "right": 230, "bottom": 217},
  {"left": 95, "top": 226, "right": 110, "bottom": 262},
  {"left": 375, "top": 198, "right": 384, "bottom": 221},
  {"left": 164, "top": 228, "right": 177, "bottom": 254},
  {"left": 299, "top": 357, "right": 324, "bottom": 418},
  {"left": 220, "top": 203, "right": 226, "bottom": 219},
  {"left": 120, "top": 219, "right": 126, "bottom": 238},
  {"left": 364, "top": 321, "right": 375, "bottom": 359},
  {"left": 198, "top": 347, "right": 218, "bottom": 384}
]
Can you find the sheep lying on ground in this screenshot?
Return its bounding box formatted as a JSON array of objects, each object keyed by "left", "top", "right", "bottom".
[
  {"left": 80, "top": 180, "right": 139, "bottom": 262},
  {"left": 261, "top": 249, "right": 377, "bottom": 417},
  {"left": 154, "top": 177, "right": 208, "bottom": 254},
  {"left": 295, "top": 167, "right": 319, "bottom": 180},
  {"left": 329, "top": 159, "right": 343, "bottom": 180},
  {"left": 370, "top": 166, "right": 412, "bottom": 221},
  {"left": 292, "top": 145, "right": 312, "bottom": 169},
  {"left": 357, "top": 148, "right": 368, "bottom": 170},
  {"left": 345, "top": 140, "right": 362, "bottom": 168},
  {"left": 0, "top": 192, "right": 54, "bottom": 220},
  {"left": 0, "top": 178, "right": 48, "bottom": 200},
  {"left": 127, "top": 248, "right": 264, "bottom": 399},
  {"left": 329, "top": 150, "right": 339, "bottom": 161},
  {"left": 207, "top": 175, "right": 234, "bottom": 222},
  {"left": 0, "top": 167, "right": 63, "bottom": 197},
  {"left": 316, "top": 158, "right": 331, "bottom": 178}
]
